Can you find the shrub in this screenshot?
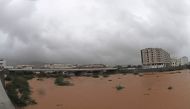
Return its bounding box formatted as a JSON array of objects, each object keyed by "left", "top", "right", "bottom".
[
  {"left": 5, "top": 75, "right": 13, "bottom": 81},
  {"left": 54, "top": 76, "right": 72, "bottom": 86},
  {"left": 92, "top": 73, "right": 99, "bottom": 78},
  {"left": 168, "top": 86, "right": 173, "bottom": 90},
  {"left": 116, "top": 84, "right": 125, "bottom": 91},
  {"left": 55, "top": 76, "right": 64, "bottom": 86},
  {"left": 102, "top": 73, "right": 109, "bottom": 78},
  {"left": 6, "top": 76, "right": 36, "bottom": 107}
]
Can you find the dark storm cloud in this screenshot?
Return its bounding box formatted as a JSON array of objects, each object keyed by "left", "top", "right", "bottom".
[{"left": 0, "top": 0, "right": 190, "bottom": 65}]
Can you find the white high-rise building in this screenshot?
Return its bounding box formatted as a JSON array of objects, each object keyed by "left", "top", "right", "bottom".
[{"left": 0, "top": 59, "right": 6, "bottom": 68}]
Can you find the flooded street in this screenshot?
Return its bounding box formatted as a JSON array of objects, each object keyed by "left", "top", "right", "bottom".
[{"left": 25, "top": 70, "right": 190, "bottom": 109}]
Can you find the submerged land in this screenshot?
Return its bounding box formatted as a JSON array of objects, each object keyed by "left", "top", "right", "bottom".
[{"left": 18, "top": 70, "right": 190, "bottom": 109}]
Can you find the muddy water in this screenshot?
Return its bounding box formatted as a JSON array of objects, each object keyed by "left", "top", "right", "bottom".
[{"left": 25, "top": 70, "right": 190, "bottom": 109}]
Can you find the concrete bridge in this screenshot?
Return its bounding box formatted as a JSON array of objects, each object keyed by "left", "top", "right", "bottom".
[
  {"left": 9, "top": 67, "right": 117, "bottom": 72},
  {"left": 0, "top": 70, "right": 15, "bottom": 109}
]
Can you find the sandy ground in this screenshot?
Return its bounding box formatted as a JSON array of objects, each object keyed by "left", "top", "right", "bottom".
[{"left": 25, "top": 70, "right": 190, "bottom": 109}]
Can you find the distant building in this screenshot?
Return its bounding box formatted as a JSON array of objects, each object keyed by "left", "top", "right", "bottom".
[
  {"left": 141, "top": 48, "right": 171, "bottom": 68},
  {"left": 171, "top": 58, "right": 179, "bottom": 67},
  {"left": 0, "top": 59, "right": 14, "bottom": 69},
  {"left": 4, "top": 66, "right": 14, "bottom": 69},
  {"left": 78, "top": 64, "right": 106, "bottom": 68},
  {"left": 179, "top": 56, "right": 188, "bottom": 65},
  {"left": 0, "top": 59, "right": 6, "bottom": 68},
  {"left": 171, "top": 56, "right": 188, "bottom": 67},
  {"left": 44, "top": 64, "right": 75, "bottom": 69},
  {"left": 16, "top": 65, "right": 33, "bottom": 69}
]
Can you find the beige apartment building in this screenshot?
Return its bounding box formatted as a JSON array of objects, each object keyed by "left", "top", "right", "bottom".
[{"left": 141, "top": 48, "right": 171, "bottom": 68}]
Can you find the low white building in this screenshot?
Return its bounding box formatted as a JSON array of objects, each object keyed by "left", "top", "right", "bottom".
[
  {"left": 44, "top": 64, "right": 74, "bottom": 69},
  {"left": 180, "top": 56, "right": 188, "bottom": 65},
  {"left": 78, "top": 64, "right": 106, "bottom": 68},
  {"left": 171, "top": 56, "right": 189, "bottom": 67},
  {"left": 171, "top": 58, "right": 179, "bottom": 67},
  {"left": 16, "top": 65, "right": 33, "bottom": 69},
  {"left": 143, "top": 64, "right": 165, "bottom": 69}
]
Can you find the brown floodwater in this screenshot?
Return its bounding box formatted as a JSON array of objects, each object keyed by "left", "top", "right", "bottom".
[{"left": 25, "top": 70, "right": 190, "bottom": 109}]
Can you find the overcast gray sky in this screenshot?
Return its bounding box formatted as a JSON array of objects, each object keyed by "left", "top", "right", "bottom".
[{"left": 0, "top": 0, "right": 190, "bottom": 65}]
